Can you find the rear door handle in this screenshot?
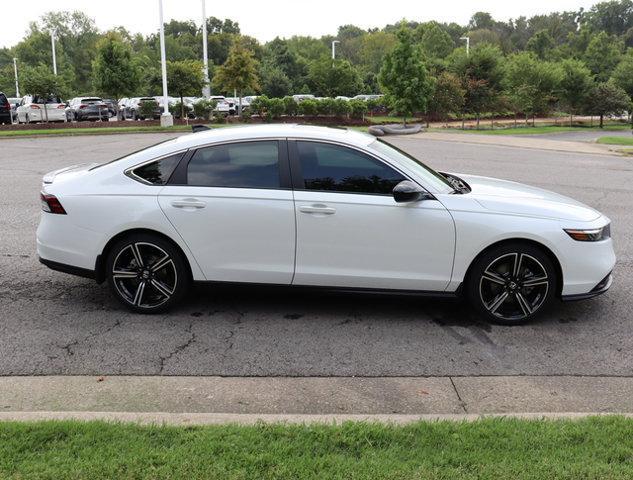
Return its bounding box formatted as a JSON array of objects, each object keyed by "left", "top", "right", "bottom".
[
  {"left": 171, "top": 199, "right": 206, "bottom": 209},
  {"left": 299, "top": 204, "right": 336, "bottom": 215}
]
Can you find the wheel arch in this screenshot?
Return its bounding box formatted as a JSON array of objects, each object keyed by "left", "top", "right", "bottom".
[
  {"left": 95, "top": 228, "right": 193, "bottom": 284},
  {"left": 463, "top": 238, "right": 564, "bottom": 298}
]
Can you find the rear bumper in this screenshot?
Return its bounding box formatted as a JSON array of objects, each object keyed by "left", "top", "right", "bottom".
[
  {"left": 39, "top": 256, "right": 95, "bottom": 280},
  {"left": 561, "top": 273, "right": 613, "bottom": 301}
]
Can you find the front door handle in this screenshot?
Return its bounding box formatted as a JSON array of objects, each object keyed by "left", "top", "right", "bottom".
[
  {"left": 299, "top": 204, "right": 336, "bottom": 215},
  {"left": 171, "top": 199, "right": 206, "bottom": 209}
]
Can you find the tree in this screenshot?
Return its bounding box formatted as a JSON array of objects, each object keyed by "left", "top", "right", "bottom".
[
  {"left": 378, "top": 27, "right": 434, "bottom": 125},
  {"left": 92, "top": 32, "right": 139, "bottom": 106},
  {"left": 21, "top": 64, "right": 68, "bottom": 122},
  {"left": 307, "top": 58, "right": 363, "bottom": 97},
  {"left": 584, "top": 31, "right": 623, "bottom": 82},
  {"left": 526, "top": 30, "right": 555, "bottom": 59},
  {"left": 450, "top": 43, "right": 504, "bottom": 128},
  {"left": 213, "top": 39, "right": 259, "bottom": 114},
  {"left": 611, "top": 53, "right": 633, "bottom": 100},
  {"left": 585, "top": 0, "right": 633, "bottom": 36},
  {"left": 503, "top": 53, "right": 561, "bottom": 124},
  {"left": 170, "top": 60, "right": 204, "bottom": 118},
  {"left": 559, "top": 59, "right": 594, "bottom": 125},
  {"left": 427, "top": 72, "right": 465, "bottom": 125},
  {"left": 259, "top": 64, "right": 292, "bottom": 97},
  {"left": 419, "top": 23, "right": 455, "bottom": 58},
  {"left": 587, "top": 82, "right": 631, "bottom": 127}
]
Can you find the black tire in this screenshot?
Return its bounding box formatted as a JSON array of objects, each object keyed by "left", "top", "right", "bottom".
[
  {"left": 106, "top": 233, "right": 190, "bottom": 313},
  {"left": 466, "top": 242, "right": 557, "bottom": 325}
]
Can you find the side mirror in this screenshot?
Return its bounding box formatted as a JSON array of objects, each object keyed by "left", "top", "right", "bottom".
[{"left": 392, "top": 180, "right": 430, "bottom": 203}]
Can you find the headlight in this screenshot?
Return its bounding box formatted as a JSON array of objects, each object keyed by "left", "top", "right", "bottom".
[{"left": 564, "top": 224, "right": 610, "bottom": 242}]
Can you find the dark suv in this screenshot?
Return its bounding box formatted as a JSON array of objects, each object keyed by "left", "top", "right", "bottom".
[
  {"left": 66, "top": 97, "right": 109, "bottom": 122},
  {"left": 0, "top": 92, "right": 11, "bottom": 125}
]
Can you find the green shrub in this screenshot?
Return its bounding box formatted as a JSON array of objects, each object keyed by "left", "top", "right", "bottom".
[
  {"left": 250, "top": 95, "right": 270, "bottom": 117},
  {"left": 168, "top": 101, "right": 181, "bottom": 117},
  {"left": 212, "top": 112, "right": 226, "bottom": 123},
  {"left": 315, "top": 98, "right": 335, "bottom": 116},
  {"left": 298, "top": 99, "right": 318, "bottom": 116},
  {"left": 192, "top": 99, "right": 217, "bottom": 119},
  {"left": 349, "top": 99, "right": 368, "bottom": 119},
  {"left": 333, "top": 98, "right": 351, "bottom": 117},
  {"left": 138, "top": 99, "right": 158, "bottom": 118},
  {"left": 239, "top": 108, "right": 251, "bottom": 123},
  {"left": 283, "top": 96, "right": 298, "bottom": 116},
  {"left": 268, "top": 98, "right": 285, "bottom": 120}
]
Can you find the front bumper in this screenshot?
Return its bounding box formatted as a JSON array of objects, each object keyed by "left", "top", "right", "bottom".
[{"left": 561, "top": 273, "right": 613, "bottom": 301}]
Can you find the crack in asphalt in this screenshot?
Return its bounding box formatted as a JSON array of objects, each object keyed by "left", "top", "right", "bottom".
[
  {"left": 158, "top": 321, "right": 196, "bottom": 374},
  {"left": 59, "top": 318, "right": 122, "bottom": 357}
]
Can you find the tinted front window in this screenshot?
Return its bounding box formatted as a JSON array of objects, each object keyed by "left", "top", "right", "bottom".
[
  {"left": 297, "top": 141, "right": 405, "bottom": 195},
  {"left": 187, "top": 141, "right": 280, "bottom": 188},
  {"left": 132, "top": 152, "right": 183, "bottom": 185}
]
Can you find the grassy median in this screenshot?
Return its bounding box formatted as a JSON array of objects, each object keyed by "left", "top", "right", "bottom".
[
  {"left": 597, "top": 136, "right": 633, "bottom": 146},
  {"left": 1, "top": 417, "right": 633, "bottom": 479}
]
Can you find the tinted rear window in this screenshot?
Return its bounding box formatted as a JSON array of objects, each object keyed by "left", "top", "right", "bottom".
[
  {"left": 0, "top": 94, "right": 7, "bottom": 105},
  {"left": 32, "top": 95, "right": 62, "bottom": 104},
  {"left": 131, "top": 153, "right": 184, "bottom": 185}
]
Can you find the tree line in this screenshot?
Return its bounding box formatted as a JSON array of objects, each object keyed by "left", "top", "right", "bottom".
[{"left": 1, "top": 2, "right": 633, "bottom": 125}]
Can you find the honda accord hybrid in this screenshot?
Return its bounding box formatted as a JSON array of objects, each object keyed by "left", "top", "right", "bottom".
[{"left": 37, "top": 125, "right": 615, "bottom": 324}]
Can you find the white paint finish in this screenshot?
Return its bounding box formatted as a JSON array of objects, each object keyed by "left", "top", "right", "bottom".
[
  {"left": 158, "top": 186, "right": 296, "bottom": 283},
  {"left": 36, "top": 125, "right": 616, "bottom": 300},
  {"left": 293, "top": 190, "right": 455, "bottom": 290}
]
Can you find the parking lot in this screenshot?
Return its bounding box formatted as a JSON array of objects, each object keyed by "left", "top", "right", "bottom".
[{"left": 0, "top": 132, "right": 631, "bottom": 377}]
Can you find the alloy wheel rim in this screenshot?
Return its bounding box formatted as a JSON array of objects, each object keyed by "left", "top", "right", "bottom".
[
  {"left": 112, "top": 242, "right": 177, "bottom": 309},
  {"left": 479, "top": 252, "right": 549, "bottom": 321}
]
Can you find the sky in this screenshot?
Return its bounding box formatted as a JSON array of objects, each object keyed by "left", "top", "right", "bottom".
[{"left": 1, "top": 0, "right": 603, "bottom": 48}]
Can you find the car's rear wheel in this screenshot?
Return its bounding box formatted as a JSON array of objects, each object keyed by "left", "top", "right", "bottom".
[
  {"left": 106, "top": 233, "right": 190, "bottom": 313},
  {"left": 466, "top": 242, "right": 557, "bottom": 325}
]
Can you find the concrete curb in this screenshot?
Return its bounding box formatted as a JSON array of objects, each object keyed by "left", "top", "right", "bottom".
[{"left": 1, "top": 411, "right": 632, "bottom": 425}]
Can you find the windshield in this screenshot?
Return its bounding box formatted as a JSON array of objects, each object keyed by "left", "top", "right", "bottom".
[{"left": 370, "top": 139, "right": 455, "bottom": 194}]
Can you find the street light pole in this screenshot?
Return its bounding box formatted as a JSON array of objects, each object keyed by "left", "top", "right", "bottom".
[
  {"left": 201, "top": 0, "right": 210, "bottom": 98},
  {"left": 51, "top": 29, "right": 57, "bottom": 75},
  {"left": 331, "top": 40, "right": 340, "bottom": 60},
  {"left": 158, "top": 0, "right": 173, "bottom": 127},
  {"left": 460, "top": 36, "right": 470, "bottom": 56},
  {"left": 13, "top": 58, "right": 19, "bottom": 97}
]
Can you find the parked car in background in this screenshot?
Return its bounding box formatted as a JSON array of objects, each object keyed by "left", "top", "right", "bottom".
[
  {"left": 7, "top": 97, "right": 20, "bottom": 123},
  {"left": 210, "top": 96, "right": 231, "bottom": 116},
  {"left": 293, "top": 94, "right": 316, "bottom": 103},
  {"left": 335, "top": 96, "right": 351, "bottom": 101},
  {"left": 117, "top": 98, "right": 128, "bottom": 120},
  {"left": 103, "top": 99, "right": 116, "bottom": 118},
  {"left": 16, "top": 95, "right": 66, "bottom": 123},
  {"left": 0, "top": 92, "right": 12, "bottom": 125},
  {"left": 353, "top": 94, "right": 384, "bottom": 101},
  {"left": 66, "top": 97, "right": 109, "bottom": 122},
  {"left": 124, "top": 97, "right": 161, "bottom": 120}
]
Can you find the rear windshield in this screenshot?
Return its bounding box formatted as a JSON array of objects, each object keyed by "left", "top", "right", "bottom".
[
  {"left": 0, "top": 93, "right": 7, "bottom": 104},
  {"left": 32, "top": 95, "right": 62, "bottom": 104},
  {"left": 82, "top": 98, "right": 102, "bottom": 103}
]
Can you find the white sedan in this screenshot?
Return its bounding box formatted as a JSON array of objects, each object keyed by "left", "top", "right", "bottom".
[{"left": 37, "top": 125, "right": 615, "bottom": 324}]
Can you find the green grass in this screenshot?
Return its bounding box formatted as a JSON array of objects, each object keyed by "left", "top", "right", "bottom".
[
  {"left": 453, "top": 124, "right": 631, "bottom": 136},
  {"left": 596, "top": 135, "right": 633, "bottom": 146},
  {"left": 1, "top": 417, "right": 633, "bottom": 479}
]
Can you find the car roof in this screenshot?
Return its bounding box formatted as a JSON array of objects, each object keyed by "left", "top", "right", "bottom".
[{"left": 169, "top": 124, "right": 375, "bottom": 150}]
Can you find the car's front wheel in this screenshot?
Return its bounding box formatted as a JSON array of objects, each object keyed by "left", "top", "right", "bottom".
[
  {"left": 106, "top": 233, "right": 190, "bottom": 313},
  {"left": 466, "top": 242, "right": 557, "bottom": 325}
]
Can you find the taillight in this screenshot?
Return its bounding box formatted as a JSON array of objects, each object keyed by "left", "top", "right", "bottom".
[
  {"left": 57, "top": 104, "right": 65, "bottom": 109},
  {"left": 79, "top": 104, "right": 87, "bottom": 109},
  {"left": 40, "top": 193, "right": 67, "bottom": 214},
  {"left": 31, "top": 105, "right": 41, "bottom": 110}
]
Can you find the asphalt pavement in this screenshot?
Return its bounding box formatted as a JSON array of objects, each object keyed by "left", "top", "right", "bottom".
[{"left": 0, "top": 132, "right": 631, "bottom": 377}]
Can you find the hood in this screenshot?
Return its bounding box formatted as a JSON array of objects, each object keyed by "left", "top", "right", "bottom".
[
  {"left": 42, "top": 163, "right": 100, "bottom": 185},
  {"left": 456, "top": 173, "right": 601, "bottom": 222}
]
